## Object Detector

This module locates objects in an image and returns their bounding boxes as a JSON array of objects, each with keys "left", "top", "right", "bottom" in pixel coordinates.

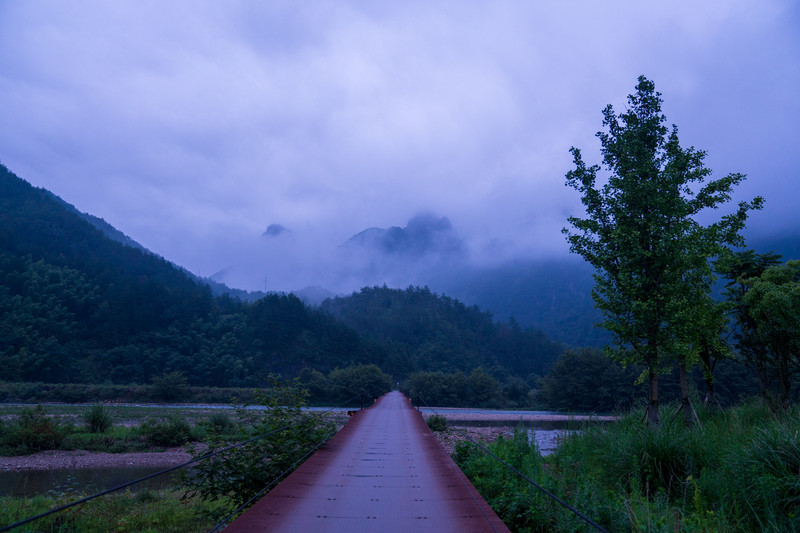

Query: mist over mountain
[
  {"left": 208, "top": 212, "right": 471, "bottom": 297},
  {"left": 1, "top": 163, "right": 567, "bottom": 397},
  {"left": 208, "top": 210, "right": 798, "bottom": 348},
  {"left": 262, "top": 224, "right": 292, "bottom": 239},
  {"left": 344, "top": 213, "right": 466, "bottom": 258}
]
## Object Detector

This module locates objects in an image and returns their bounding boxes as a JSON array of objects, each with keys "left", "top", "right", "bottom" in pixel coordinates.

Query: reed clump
[{"left": 455, "top": 400, "right": 800, "bottom": 531}]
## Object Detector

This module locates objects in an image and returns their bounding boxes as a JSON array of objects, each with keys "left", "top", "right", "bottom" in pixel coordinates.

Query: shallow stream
[{"left": 0, "top": 466, "right": 179, "bottom": 498}]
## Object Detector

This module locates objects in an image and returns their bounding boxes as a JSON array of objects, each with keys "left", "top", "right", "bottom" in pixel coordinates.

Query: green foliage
[
  {"left": 452, "top": 430, "right": 615, "bottom": 532},
  {"left": 60, "top": 427, "right": 148, "bottom": 454},
  {"left": 327, "top": 364, "right": 393, "bottom": 403},
  {"left": 297, "top": 367, "right": 330, "bottom": 403},
  {"left": 717, "top": 249, "right": 788, "bottom": 406},
  {"left": 321, "top": 285, "right": 563, "bottom": 381},
  {"left": 537, "top": 348, "right": 638, "bottom": 412},
  {"left": 0, "top": 405, "right": 67, "bottom": 454},
  {"left": 151, "top": 371, "right": 190, "bottom": 401},
  {"left": 742, "top": 260, "right": 800, "bottom": 408},
  {"left": 0, "top": 164, "right": 380, "bottom": 387},
  {"left": 206, "top": 412, "right": 236, "bottom": 435},
  {"left": 404, "top": 370, "right": 469, "bottom": 407},
  {"left": 456, "top": 401, "right": 800, "bottom": 531},
  {"left": 181, "top": 378, "right": 336, "bottom": 517},
  {"left": 0, "top": 490, "right": 221, "bottom": 532},
  {"left": 0, "top": 381, "right": 257, "bottom": 404},
  {"left": 140, "top": 416, "right": 193, "bottom": 447},
  {"left": 563, "top": 76, "right": 761, "bottom": 425},
  {"left": 425, "top": 414, "right": 448, "bottom": 432},
  {"left": 468, "top": 367, "right": 501, "bottom": 408},
  {"left": 84, "top": 403, "right": 113, "bottom": 433}
]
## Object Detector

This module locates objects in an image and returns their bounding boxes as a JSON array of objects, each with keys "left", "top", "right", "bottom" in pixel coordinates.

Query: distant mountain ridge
[
  {"left": 332, "top": 217, "right": 799, "bottom": 348},
  {"left": 0, "top": 163, "right": 378, "bottom": 385},
  {"left": 48, "top": 193, "right": 146, "bottom": 252},
  {"left": 344, "top": 213, "right": 467, "bottom": 259},
  {"left": 0, "top": 162, "right": 564, "bottom": 393}
]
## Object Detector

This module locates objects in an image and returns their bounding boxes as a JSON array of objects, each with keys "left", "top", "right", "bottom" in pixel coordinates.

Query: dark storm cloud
[{"left": 0, "top": 0, "right": 797, "bottom": 292}]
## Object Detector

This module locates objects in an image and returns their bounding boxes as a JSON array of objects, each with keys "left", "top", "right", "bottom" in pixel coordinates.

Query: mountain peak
[
  {"left": 262, "top": 224, "right": 291, "bottom": 238},
  {"left": 344, "top": 214, "right": 466, "bottom": 258}
]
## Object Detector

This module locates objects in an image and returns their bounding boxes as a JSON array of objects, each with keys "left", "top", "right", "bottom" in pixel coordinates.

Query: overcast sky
[{"left": 1, "top": 1, "right": 798, "bottom": 292}]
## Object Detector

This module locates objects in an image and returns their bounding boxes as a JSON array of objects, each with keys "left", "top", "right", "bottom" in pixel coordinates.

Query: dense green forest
[
  {"left": 320, "top": 285, "right": 562, "bottom": 380},
  {"left": 0, "top": 164, "right": 373, "bottom": 387},
  {"left": 0, "top": 164, "right": 561, "bottom": 402}
]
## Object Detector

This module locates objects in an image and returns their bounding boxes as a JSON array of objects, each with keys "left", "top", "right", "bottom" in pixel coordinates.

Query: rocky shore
[{"left": 0, "top": 448, "right": 193, "bottom": 472}]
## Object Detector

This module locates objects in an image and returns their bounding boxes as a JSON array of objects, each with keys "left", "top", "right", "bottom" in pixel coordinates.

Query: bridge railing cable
[
  {"left": 0, "top": 393, "right": 362, "bottom": 533},
  {"left": 207, "top": 425, "right": 337, "bottom": 532},
  {"left": 418, "top": 396, "right": 610, "bottom": 533}
]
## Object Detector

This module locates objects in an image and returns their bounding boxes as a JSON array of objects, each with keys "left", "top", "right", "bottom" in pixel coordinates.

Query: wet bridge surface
[{"left": 225, "top": 391, "right": 509, "bottom": 532}]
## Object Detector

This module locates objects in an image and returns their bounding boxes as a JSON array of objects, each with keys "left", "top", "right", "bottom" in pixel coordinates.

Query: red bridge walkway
[{"left": 225, "top": 391, "right": 510, "bottom": 532}]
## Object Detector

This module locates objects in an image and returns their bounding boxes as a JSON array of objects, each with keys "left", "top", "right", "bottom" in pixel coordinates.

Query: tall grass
[
  {"left": 0, "top": 490, "right": 224, "bottom": 532},
  {"left": 455, "top": 400, "right": 800, "bottom": 531}
]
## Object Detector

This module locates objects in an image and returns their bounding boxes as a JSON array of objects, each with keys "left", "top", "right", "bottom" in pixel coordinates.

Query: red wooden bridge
[{"left": 224, "top": 391, "right": 509, "bottom": 532}]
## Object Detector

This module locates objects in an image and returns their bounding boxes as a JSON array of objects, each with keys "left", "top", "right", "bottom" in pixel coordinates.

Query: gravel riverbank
[
  {"left": 0, "top": 410, "right": 603, "bottom": 472},
  {"left": 0, "top": 448, "right": 193, "bottom": 472}
]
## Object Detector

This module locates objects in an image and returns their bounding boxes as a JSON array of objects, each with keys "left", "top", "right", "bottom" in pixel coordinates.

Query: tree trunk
[
  {"left": 699, "top": 348, "right": 718, "bottom": 409},
  {"left": 779, "top": 354, "right": 792, "bottom": 411},
  {"left": 703, "top": 380, "right": 717, "bottom": 408},
  {"left": 646, "top": 367, "right": 660, "bottom": 427},
  {"left": 679, "top": 360, "right": 694, "bottom": 428}
]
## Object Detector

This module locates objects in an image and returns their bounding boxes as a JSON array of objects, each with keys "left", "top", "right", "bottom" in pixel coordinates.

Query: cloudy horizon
[{"left": 1, "top": 1, "right": 798, "bottom": 292}]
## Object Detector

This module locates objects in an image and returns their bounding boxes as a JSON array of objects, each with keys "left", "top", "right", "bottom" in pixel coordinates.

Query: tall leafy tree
[
  {"left": 741, "top": 260, "right": 800, "bottom": 409},
  {"left": 563, "top": 76, "right": 761, "bottom": 426},
  {"left": 716, "top": 249, "right": 783, "bottom": 402}
]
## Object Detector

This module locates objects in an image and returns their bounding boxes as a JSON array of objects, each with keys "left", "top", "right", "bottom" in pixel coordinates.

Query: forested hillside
[
  {"left": 0, "top": 164, "right": 376, "bottom": 386},
  {"left": 0, "top": 164, "right": 564, "bottom": 402},
  {"left": 320, "top": 286, "right": 563, "bottom": 381}
]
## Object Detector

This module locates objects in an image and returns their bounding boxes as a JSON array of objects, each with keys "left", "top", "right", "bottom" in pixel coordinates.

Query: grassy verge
[
  {"left": 0, "top": 489, "right": 226, "bottom": 532},
  {"left": 454, "top": 400, "right": 800, "bottom": 532}
]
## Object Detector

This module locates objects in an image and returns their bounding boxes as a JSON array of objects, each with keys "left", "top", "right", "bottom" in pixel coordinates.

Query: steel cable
[
  {"left": 418, "top": 396, "right": 610, "bottom": 533},
  {"left": 207, "top": 426, "right": 337, "bottom": 532}
]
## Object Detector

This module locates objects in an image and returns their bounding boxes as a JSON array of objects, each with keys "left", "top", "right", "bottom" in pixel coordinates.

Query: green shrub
[
  {"left": 182, "top": 377, "right": 336, "bottom": 518},
  {"left": 5, "top": 405, "right": 67, "bottom": 453},
  {"left": 151, "top": 371, "right": 189, "bottom": 401},
  {"left": 61, "top": 433, "right": 114, "bottom": 452},
  {"left": 426, "top": 414, "right": 448, "bottom": 432},
  {"left": 84, "top": 404, "right": 113, "bottom": 433},
  {"left": 140, "top": 415, "right": 192, "bottom": 447},
  {"left": 207, "top": 412, "right": 236, "bottom": 434}
]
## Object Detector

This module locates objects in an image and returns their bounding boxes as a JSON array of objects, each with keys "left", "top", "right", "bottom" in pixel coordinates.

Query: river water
[{"left": 0, "top": 466, "right": 179, "bottom": 498}]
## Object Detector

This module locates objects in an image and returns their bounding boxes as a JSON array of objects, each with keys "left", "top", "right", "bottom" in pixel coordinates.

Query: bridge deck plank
[{"left": 224, "top": 391, "right": 509, "bottom": 532}]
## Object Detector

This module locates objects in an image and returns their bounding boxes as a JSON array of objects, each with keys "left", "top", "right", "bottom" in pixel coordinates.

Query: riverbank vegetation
[
  {"left": 0, "top": 403, "right": 234, "bottom": 456},
  {"left": 455, "top": 399, "right": 800, "bottom": 531},
  {"left": 0, "top": 381, "right": 341, "bottom": 531},
  {"left": 0, "top": 490, "right": 223, "bottom": 533},
  {"left": 0, "top": 390, "right": 348, "bottom": 457}
]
